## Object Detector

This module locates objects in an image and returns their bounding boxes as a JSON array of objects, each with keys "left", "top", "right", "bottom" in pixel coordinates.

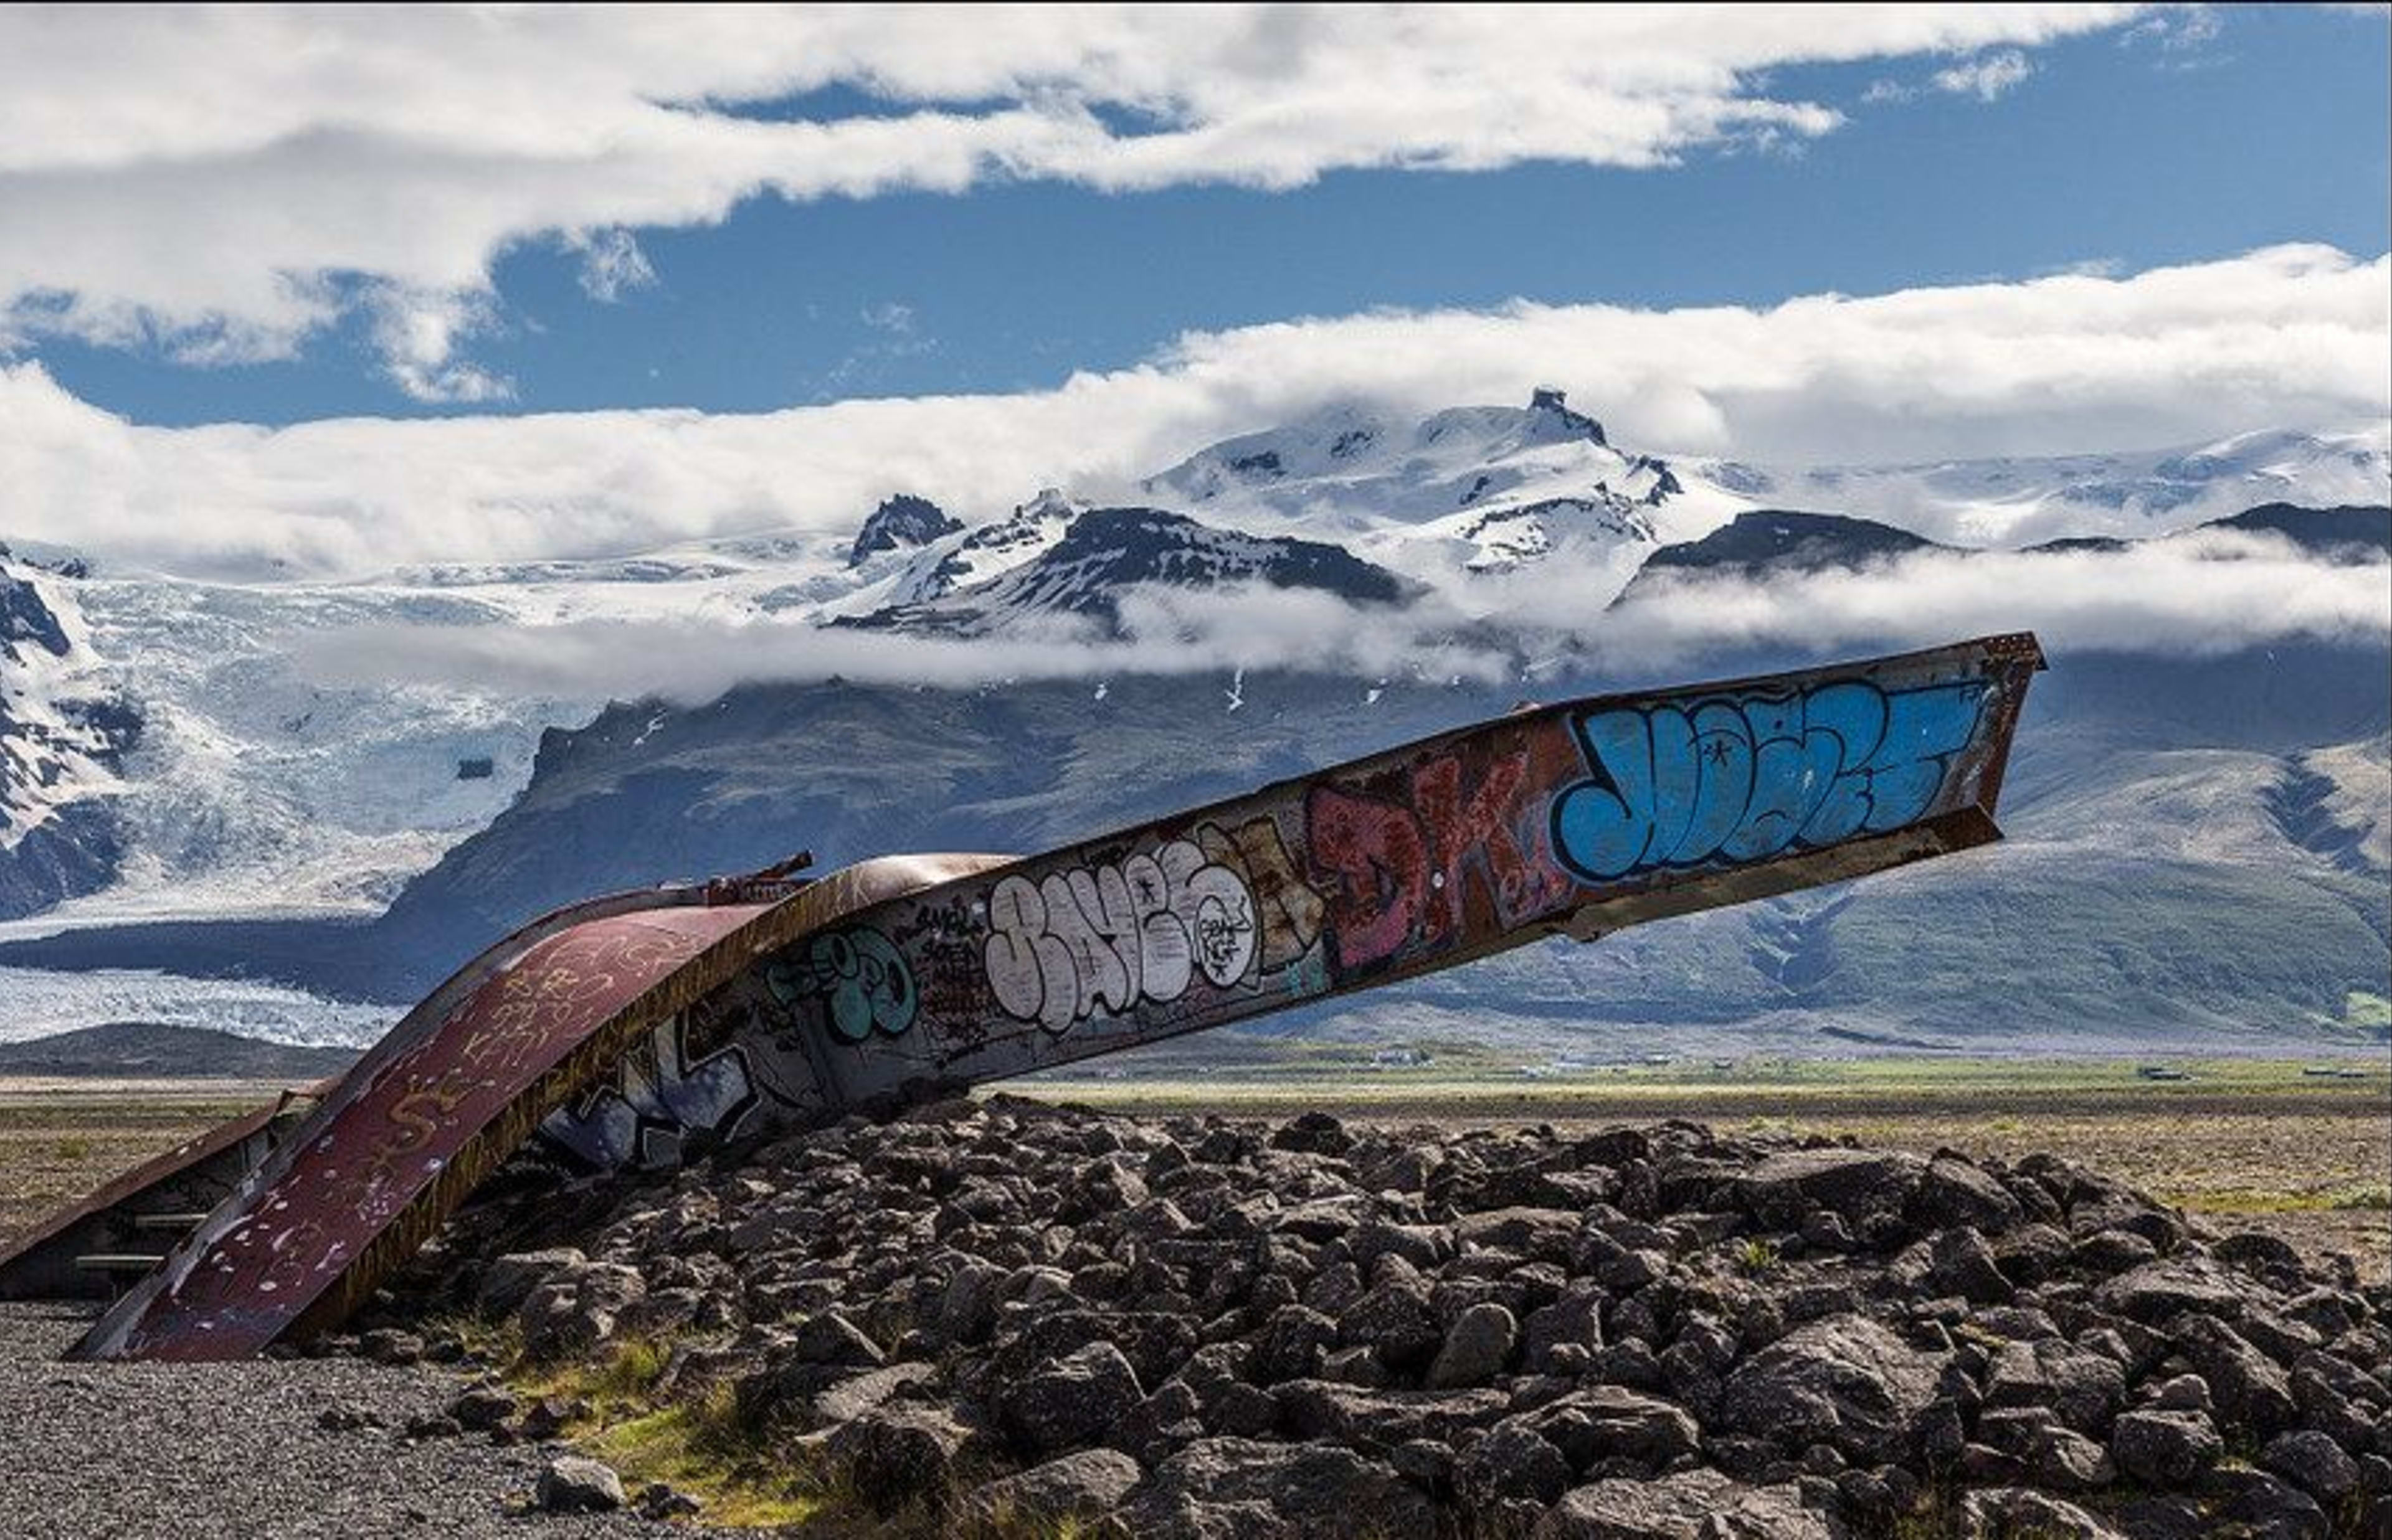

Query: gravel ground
[{"left": 0, "top": 1304, "right": 721, "bottom": 1540}]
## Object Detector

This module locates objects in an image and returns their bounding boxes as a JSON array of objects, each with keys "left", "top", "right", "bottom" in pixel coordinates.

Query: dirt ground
[
  {"left": 1, "top": 1072, "right": 2385, "bottom": 1282},
  {"left": 0, "top": 1079, "right": 276, "bottom": 1249}
]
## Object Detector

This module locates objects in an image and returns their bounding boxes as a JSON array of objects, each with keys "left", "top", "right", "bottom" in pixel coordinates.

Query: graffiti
[
  {"left": 1549, "top": 680, "right": 1985, "bottom": 882},
  {"left": 766, "top": 927, "right": 918, "bottom": 1041},
  {"left": 539, "top": 1008, "right": 759, "bottom": 1171},
  {"left": 62, "top": 639, "right": 2037, "bottom": 1363},
  {"left": 1306, "top": 735, "right": 1575, "bottom": 973},
  {"left": 1196, "top": 816, "right": 1324, "bottom": 971},
  {"left": 985, "top": 836, "right": 1260, "bottom": 1033}
]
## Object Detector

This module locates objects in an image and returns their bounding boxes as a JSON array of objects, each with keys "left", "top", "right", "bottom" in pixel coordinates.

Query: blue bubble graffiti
[
  {"left": 1549, "top": 679, "right": 1985, "bottom": 882},
  {"left": 766, "top": 927, "right": 919, "bottom": 1041}
]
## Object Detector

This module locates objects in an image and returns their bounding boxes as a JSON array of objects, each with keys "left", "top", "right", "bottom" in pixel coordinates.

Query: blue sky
[{"left": 11, "top": 4, "right": 2387, "bottom": 428}]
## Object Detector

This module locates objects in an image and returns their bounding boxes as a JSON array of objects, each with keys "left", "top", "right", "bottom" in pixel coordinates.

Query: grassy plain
[{"left": 0, "top": 1058, "right": 2383, "bottom": 1279}]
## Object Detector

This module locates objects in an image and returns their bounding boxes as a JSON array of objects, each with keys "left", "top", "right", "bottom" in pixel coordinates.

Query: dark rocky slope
[{"left": 360, "top": 1105, "right": 2392, "bottom": 1537}]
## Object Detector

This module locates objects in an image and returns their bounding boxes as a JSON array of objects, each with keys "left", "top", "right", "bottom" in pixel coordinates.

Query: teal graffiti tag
[{"left": 767, "top": 928, "right": 918, "bottom": 1042}]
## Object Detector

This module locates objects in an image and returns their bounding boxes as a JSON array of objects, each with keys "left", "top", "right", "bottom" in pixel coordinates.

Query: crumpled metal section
[{"left": 60, "top": 633, "right": 2041, "bottom": 1361}]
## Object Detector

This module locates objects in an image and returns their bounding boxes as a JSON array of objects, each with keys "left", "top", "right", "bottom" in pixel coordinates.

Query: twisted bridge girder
[{"left": 37, "top": 633, "right": 2041, "bottom": 1361}]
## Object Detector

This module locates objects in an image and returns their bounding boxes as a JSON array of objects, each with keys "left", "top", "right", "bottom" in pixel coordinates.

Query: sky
[{"left": 0, "top": 2, "right": 2387, "bottom": 577}]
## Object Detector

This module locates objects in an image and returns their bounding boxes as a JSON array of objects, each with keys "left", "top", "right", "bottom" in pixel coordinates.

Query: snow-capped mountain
[
  {"left": 0, "top": 389, "right": 2383, "bottom": 964},
  {"left": 0, "top": 551, "right": 141, "bottom": 919},
  {"left": 846, "top": 493, "right": 962, "bottom": 566},
  {"left": 840, "top": 506, "right": 1414, "bottom": 636},
  {"left": 1141, "top": 387, "right": 1722, "bottom": 589},
  {"left": 0, "top": 566, "right": 584, "bottom": 934},
  {"left": 1708, "top": 422, "right": 2391, "bottom": 549}
]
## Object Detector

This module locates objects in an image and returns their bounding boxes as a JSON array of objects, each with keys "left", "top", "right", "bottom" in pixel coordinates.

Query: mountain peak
[
  {"left": 846, "top": 493, "right": 962, "bottom": 567},
  {"left": 1529, "top": 385, "right": 1606, "bottom": 446}
]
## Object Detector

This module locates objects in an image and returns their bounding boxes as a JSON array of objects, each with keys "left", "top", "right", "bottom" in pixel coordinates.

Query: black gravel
[{"left": 0, "top": 1304, "right": 703, "bottom": 1539}]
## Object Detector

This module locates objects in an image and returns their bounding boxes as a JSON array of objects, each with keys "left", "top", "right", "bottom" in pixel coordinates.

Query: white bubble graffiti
[{"left": 984, "top": 838, "right": 1258, "bottom": 1034}]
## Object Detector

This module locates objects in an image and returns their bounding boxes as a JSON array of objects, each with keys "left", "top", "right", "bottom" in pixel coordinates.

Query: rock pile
[{"left": 369, "top": 1098, "right": 2392, "bottom": 1538}]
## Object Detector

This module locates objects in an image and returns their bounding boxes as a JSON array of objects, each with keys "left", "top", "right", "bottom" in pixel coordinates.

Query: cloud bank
[
  {"left": 2, "top": 244, "right": 2383, "bottom": 579},
  {"left": 294, "top": 529, "right": 2390, "bottom": 706},
  {"left": 0, "top": 4, "right": 2151, "bottom": 391}
]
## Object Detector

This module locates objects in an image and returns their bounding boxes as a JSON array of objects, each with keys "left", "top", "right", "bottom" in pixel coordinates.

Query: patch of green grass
[
  {"left": 582, "top": 1389, "right": 824, "bottom": 1528},
  {"left": 498, "top": 1335, "right": 858, "bottom": 1529},
  {"left": 1734, "top": 1237, "right": 1780, "bottom": 1276},
  {"left": 420, "top": 1310, "right": 521, "bottom": 1365},
  {"left": 52, "top": 1136, "right": 90, "bottom": 1161}
]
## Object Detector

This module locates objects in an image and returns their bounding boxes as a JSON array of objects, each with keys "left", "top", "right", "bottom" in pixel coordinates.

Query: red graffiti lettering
[
  {"left": 1410, "top": 751, "right": 1567, "bottom": 934},
  {"left": 1305, "top": 785, "right": 1429, "bottom": 971}
]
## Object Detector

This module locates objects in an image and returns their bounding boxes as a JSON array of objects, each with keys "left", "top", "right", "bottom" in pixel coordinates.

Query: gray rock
[
  {"left": 1523, "top": 1284, "right": 1606, "bottom": 1374},
  {"left": 2110, "top": 1408, "right": 2223, "bottom": 1486},
  {"left": 1426, "top": 1301, "right": 1517, "bottom": 1389},
  {"left": 2204, "top": 1466, "right": 2330, "bottom": 1540},
  {"left": 517, "top": 1262, "right": 644, "bottom": 1361},
  {"left": 827, "top": 1407, "right": 973, "bottom": 1514},
  {"left": 1736, "top": 1148, "right": 1923, "bottom": 1229},
  {"left": 1914, "top": 1155, "right": 2025, "bottom": 1235},
  {"left": 1516, "top": 1386, "right": 1702, "bottom": 1473},
  {"left": 809, "top": 1362, "right": 938, "bottom": 1427},
  {"left": 1534, "top": 1470, "right": 1833, "bottom": 1539},
  {"left": 790, "top": 1309, "right": 884, "bottom": 1368},
  {"left": 2093, "top": 1257, "right": 2248, "bottom": 1323},
  {"left": 535, "top": 1455, "right": 625, "bottom": 1514},
  {"left": 1719, "top": 1313, "right": 1944, "bottom": 1462},
  {"left": 1274, "top": 1382, "right": 1508, "bottom": 1446},
  {"left": 1250, "top": 1304, "right": 1340, "bottom": 1386},
  {"left": 1340, "top": 1278, "right": 1442, "bottom": 1370},
  {"left": 1004, "top": 1341, "right": 1145, "bottom": 1458},
  {"left": 2073, "top": 1229, "right": 2162, "bottom": 1273},
  {"left": 1456, "top": 1421, "right": 1573, "bottom": 1506},
  {"left": 962, "top": 1448, "right": 1142, "bottom": 1531},
  {"left": 941, "top": 1258, "right": 1007, "bottom": 1344},
  {"left": 2261, "top": 1428, "right": 2361, "bottom": 1502},
  {"left": 2028, "top": 1425, "right": 2117, "bottom": 1491},
  {"left": 1982, "top": 1338, "right": 2126, "bottom": 1430},
  {"left": 1453, "top": 1208, "right": 1580, "bottom": 1265},
  {"left": 1956, "top": 1486, "right": 2124, "bottom": 1538},
  {"left": 477, "top": 1248, "right": 586, "bottom": 1316},
  {"left": 444, "top": 1385, "right": 516, "bottom": 1432},
  {"left": 1114, "top": 1437, "right": 1436, "bottom": 1539},
  {"left": 2178, "top": 1314, "right": 2297, "bottom": 1436},
  {"left": 1929, "top": 1226, "right": 2013, "bottom": 1304}
]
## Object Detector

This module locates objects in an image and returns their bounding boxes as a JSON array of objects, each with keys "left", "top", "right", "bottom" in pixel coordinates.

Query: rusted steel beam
[
  {"left": 0, "top": 1087, "right": 317, "bottom": 1300},
  {"left": 69, "top": 634, "right": 2041, "bottom": 1361}
]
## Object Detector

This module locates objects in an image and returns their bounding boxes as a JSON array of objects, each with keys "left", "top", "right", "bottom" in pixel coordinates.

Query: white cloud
[
  {"left": 1931, "top": 49, "right": 2034, "bottom": 99},
  {"left": 366, "top": 285, "right": 514, "bottom": 404},
  {"left": 0, "top": 4, "right": 2147, "bottom": 384},
  {"left": 573, "top": 229, "right": 657, "bottom": 305},
  {"left": 1, "top": 244, "right": 2381, "bottom": 579},
  {"left": 290, "top": 533, "right": 2389, "bottom": 704},
  {"left": 1578, "top": 531, "right": 2391, "bottom": 669}
]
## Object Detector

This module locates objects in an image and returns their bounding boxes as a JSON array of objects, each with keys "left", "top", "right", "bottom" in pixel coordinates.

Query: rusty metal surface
[
  {"left": 534, "top": 635, "right": 2042, "bottom": 1166},
  {"left": 0, "top": 1088, "right": 317, "bottom": 1300},
  {"left": 73, "top": 855, "right": 1010, "bottom": 1362},
  {"left": 70, "top": 635, "right": 2039, "bottom": 1360},
  {"left": 758, "top": 633, "right": 2044, "bottom": 1106}
]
